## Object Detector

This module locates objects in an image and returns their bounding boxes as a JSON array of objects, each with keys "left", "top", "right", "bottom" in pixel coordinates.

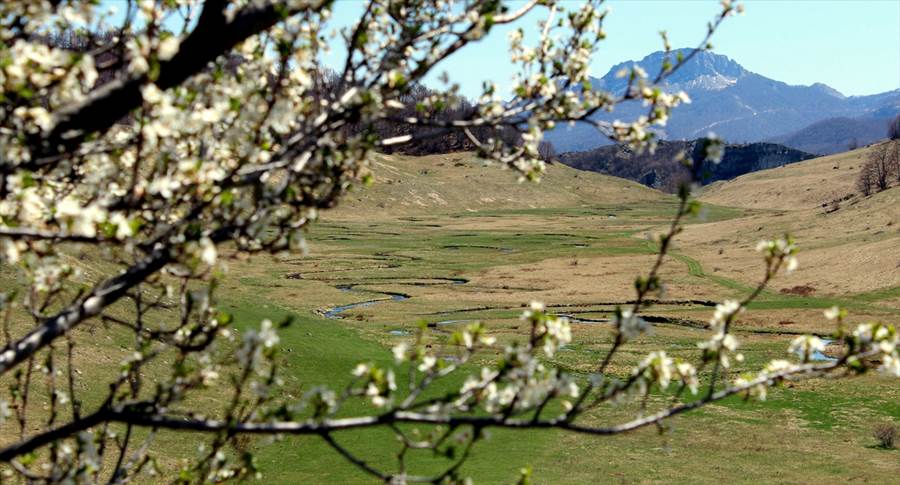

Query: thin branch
[
  {"left": 0, "top": 354, "right": 855, "bottom": 464},
  {"left": 0, "top": 227, "right": 106, "bottom": 244},
  {"left": 319, "top": 432, "right": 390, "bottom": 482},
  {"left": 28, "top": 1, "right": 308, "bottom": 166},
  {"left": 0, "top": 246, "right": 171, "bottom": 375}
]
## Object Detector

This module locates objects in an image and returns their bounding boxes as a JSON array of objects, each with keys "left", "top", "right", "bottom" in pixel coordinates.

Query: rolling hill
[
  {"left": 330, "top": 147, "right": 900, "bottom": 297},
  {"left": 334, "top": 152, "right": 666, "bottom": 215},
  {"left": 687, "top": 142, "right": 900, "bottom": 295}
]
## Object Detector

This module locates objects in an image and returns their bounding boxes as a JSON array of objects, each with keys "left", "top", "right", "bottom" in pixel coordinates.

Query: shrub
[{"left": 873, "top": 423, "right": 897, "bottom": 449}]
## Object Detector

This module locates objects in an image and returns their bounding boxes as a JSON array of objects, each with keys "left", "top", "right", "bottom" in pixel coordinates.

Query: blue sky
[
  {"left": 102, "top": 0, "right": 899, "bottom": 97},
  {"left": 321, "top": 0, "right": 900, "bottom": 98}
]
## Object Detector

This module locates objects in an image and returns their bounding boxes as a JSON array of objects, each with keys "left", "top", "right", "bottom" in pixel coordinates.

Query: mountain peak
[
  {"left": 639, "top": 48, "right": 733, "bottom": 65},
  {"left": 549, "top": 49, "right": 900, "bottom": 153},
  {"left": 595, "top": 48, "right": 747, "bottom": 93},
  {"left": 809, "top": 82, "right": 846, "bottom": 99}
]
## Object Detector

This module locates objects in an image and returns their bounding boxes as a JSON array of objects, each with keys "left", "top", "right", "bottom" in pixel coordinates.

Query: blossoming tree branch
[{"left": 0, "top": 0, "right": 896, "bottom": 482}]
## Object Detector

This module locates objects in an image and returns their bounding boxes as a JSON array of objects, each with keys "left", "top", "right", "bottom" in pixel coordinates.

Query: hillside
[
  {"left": 327, "top": 147, "right": 900, "bottom": 298},
  {"left": 558, "top": 140, "right": 814, "bottom": 192},
  {"left": 545, "top": 49, "right": 900, "bottom": 152},
  {"left": 698, "top": 146, "right": 870, "bottom": 210},
  {"left": 331, "top": 149, "right": 899, "bottom": 296},
  {"left": 333, "top": 152, "right": 666, "bottom": 216},
  {"left": 686, "top": 143, "right": 900, "bottom": 295}
]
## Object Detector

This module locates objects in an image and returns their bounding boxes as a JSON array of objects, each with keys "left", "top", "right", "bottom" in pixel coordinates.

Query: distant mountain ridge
[
  {"left": 545, "top": 48, "right": 900, "bottom": 152},
  {"left": 558, "top": 140, "right": 815, "bottom": 192},
  {"left": 767, "top": 115, "right": 894, "bottom": 155}
]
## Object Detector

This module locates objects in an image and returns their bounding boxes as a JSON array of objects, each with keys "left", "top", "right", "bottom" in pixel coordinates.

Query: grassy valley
[
  {"left": 215, "top": 147, "right": 899, "bottom": 482},
  {"left": 3, "top": 3, "right": 898, "bottom": 483},
  {"left": 2, "top": 147, "right": 898, "bottom": 483}
]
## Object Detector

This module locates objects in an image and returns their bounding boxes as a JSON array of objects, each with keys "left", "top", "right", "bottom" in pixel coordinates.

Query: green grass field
[
  {"left": 202, "top": 181, "right": 899, "bottom": 482},
  {"left": 1, "top": 152, "right": 897, "bottom": 483}
]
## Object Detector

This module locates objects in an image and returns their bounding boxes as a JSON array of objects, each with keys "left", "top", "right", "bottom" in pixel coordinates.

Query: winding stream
[
  {"left": 811, "top": 338, "right": 838, "bottom": 362},
  {"left": 321, "top": 284, "right": 410, "bottom": 319},
  {"left": 316, "top": 278, "right": 837, "bottom": 350},
  {"left": 318, "top": 277, "right": 467, "bottom": 321}
]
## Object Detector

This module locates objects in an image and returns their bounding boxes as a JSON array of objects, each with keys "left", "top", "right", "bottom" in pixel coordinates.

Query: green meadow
[{"left": 2, "top": 153, "right": 897, "bottom": 482}]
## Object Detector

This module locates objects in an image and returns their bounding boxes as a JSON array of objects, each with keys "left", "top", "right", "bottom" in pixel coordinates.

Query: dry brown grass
[
  {"left": 331, "top": 152, "right": 665, "bottom": 218},
  {"left": 699, "top": 147, "right": 870, "bottom": 211},
  {"left": 686, "top": 144, "right": 900, "bottom": 296}
]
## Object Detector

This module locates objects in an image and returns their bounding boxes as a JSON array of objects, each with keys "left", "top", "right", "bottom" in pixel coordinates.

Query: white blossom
[
  {"left": 0, "top": 399, "right": 10, "bottom": 422},
  {"left": 157, "top": 36, "right": 181, "bottom": 60},
  {"left": 418, "top": 355, "right": 437, "bottom": 373},
  {"left": 199, "top": 237, "right": 217, "bottom": 266},
  {"left": 788, "top": 335, "right": 826, "bottom": 361},
  {"left": 391, "top": 343, "right": 408, "bottom": 363},
  {"left": 615, "top": 309, "right": 651, "bottom": 341}
]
